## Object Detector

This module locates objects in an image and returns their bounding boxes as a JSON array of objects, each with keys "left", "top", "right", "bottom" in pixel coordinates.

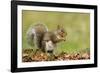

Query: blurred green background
[{"left": 22, "top": 10, "right": 90, "bottom": 54}]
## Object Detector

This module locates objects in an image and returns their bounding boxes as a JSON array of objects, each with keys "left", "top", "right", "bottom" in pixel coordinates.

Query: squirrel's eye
[{"left": 61, "top": 29, "right": 64, "bottom": 33}]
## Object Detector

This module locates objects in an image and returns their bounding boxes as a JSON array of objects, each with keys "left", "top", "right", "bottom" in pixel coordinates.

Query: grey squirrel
[{"left": 27, "top": 23, "right": 67, "bottom": 54}]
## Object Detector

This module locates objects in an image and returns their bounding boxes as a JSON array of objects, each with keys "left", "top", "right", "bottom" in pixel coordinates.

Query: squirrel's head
[{"left": 56, "top": 25, "right": 67, "bottom": 41}]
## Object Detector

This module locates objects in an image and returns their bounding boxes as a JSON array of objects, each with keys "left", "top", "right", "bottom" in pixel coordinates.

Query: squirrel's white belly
[{"left": 45, "top": 41, "right": 54, "bottom": 51}]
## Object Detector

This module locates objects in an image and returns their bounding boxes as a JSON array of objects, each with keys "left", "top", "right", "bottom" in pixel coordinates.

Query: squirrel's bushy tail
[
  {"left": 26, "top": 27, "right": 35, "bottom": 47},
  {"left": 26, "top": 23, "right": 48, "bottom": 48}
]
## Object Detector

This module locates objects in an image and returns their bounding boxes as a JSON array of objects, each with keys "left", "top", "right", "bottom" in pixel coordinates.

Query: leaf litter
[{"left": 22, "top": 49, "right": 90, "bottom": 62}]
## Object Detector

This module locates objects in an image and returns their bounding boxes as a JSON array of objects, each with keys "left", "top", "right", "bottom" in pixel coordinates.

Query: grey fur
[
  {"left": 26, "top": 23, "right": 48, "bottom": 49},
  {"left": 26, "top": 23, "right": 67, "bottom": 53}
]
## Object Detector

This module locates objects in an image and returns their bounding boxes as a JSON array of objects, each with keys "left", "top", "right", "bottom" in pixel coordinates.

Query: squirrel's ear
[
  {"left": 57, "top": 25, "right": 60, "bottom": 29},
  {"left": 57, "top": 24, "right": 63, "bottom": 29}
]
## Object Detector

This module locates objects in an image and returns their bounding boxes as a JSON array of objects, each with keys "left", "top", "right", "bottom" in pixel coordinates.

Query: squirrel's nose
[
  {"left": 64, "top": 39, "right": 66, "bottom": 41},
  {"left": 63, "top": 38, "right": 66, "bottom": 41}
]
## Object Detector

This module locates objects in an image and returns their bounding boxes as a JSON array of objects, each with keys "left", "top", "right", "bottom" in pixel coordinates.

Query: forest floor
[{"left": 22, "top": 49, "right": 90, "bottom": 62}]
